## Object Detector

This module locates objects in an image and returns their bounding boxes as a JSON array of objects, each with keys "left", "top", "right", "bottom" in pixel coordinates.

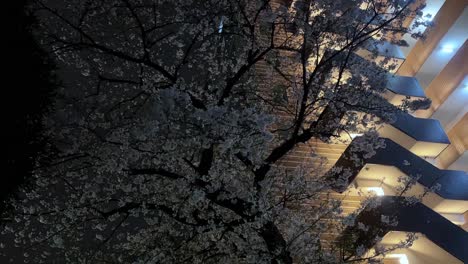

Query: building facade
[{"left": 268, "top": 0, "right": 468, "bottom": 263}]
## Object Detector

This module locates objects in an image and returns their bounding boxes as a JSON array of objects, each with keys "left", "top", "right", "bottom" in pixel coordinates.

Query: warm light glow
[
  {"left": 440, "top": 213, "right": 466, "bottom": 226},
  {"left": 349, "top": 133, "right": 363, "bottom": 139},
  {"left": 367, "top": 187, "right": 385, "bottom": 196},
  {"left": 358, "top": 2, "right": 370, "bottom": 10},
  {"left": 440, "top": 44, "right": 455, "bottom": 53},
  {"left": 388, "top": 254, "right": 409, "bottom": 264}
]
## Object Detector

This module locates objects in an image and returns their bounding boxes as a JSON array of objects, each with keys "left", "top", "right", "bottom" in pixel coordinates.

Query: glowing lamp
[
  {"left": 388, "top": 254, "right": 409, "bottom": 264},
  {"left": 349, "top": 133, "right": 363, "bottom": 139},
  {"left": 441, "top": 44, "right": 455, "bottom": 53},
  {"left": 367, "top": 187, "right": 385, "bottom": 196}
]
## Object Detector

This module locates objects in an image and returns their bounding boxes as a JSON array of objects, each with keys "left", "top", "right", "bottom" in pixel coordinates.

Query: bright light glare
[
  {"left": 441, "top": 44, "right": 455, "bottom": 53},
  {"left": 367, "top": 187, "right": 384, "bottom": 196},
  {"left": 218, "top": 17, "right": 224, "bottom": 33},
  {"left": 350, "top": 133, "right": 363, "bottom": 139},
  {"left": 388, "top": 254, "right": 409, "bottom": 264}
]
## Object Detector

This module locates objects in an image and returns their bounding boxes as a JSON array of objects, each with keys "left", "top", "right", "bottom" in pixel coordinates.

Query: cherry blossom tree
[{"left": 1, "top": 0, "right": 430, "bottom": 263}]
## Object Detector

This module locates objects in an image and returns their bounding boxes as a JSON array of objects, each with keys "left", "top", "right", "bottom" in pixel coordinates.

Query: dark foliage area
[{"left": 2, "top": 0, "right": 57, "bottom": 216}]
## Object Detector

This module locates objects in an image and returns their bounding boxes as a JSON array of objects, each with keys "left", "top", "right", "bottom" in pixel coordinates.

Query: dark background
[{"left": 2, "top": 0, "right": 57, "bottom": 217}]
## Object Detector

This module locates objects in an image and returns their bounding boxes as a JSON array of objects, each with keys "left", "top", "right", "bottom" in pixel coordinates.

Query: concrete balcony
[
  {"left": 337, "top": 52, "right": 428, "bottom": 108},
  {"left": 341, "top": 111, "right": 450, "bottom": 158},
  {"left": 383, "top": 73, "right": 426, "bottom": 106},
  {"left": 339, "top": 196, "right": 467, "bottom": 263},
  {"left": 378, "top": 113, "right": 451, "bottom": 157},
  {"left": 355, "top": 40, "right": 406, "bottom": 73},
  {"left": 328, "top": 137, "right": 468, "bottom": 199},
  {"left": 380, "top": 231, "right": 464, "bottom": 264},
  {"left": 328, "top": 137, "right": 468, "bottom": 226}
]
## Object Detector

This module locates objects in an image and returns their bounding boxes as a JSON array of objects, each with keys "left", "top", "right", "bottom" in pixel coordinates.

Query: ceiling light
[
  {"left": 441, "top": 44, "right": 455, "bottom": 53},
  {"left": 388, "top": 254, "right": 409, "bottom": 264},
  {"left": 367, "top": 187, "right": 384, "bottom": 196}
]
